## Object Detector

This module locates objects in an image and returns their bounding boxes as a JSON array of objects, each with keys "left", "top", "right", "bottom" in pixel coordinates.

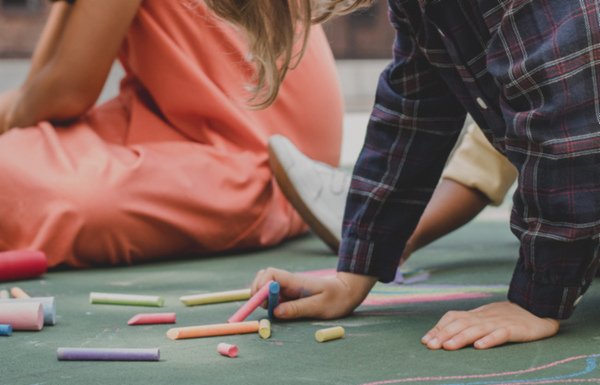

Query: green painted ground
[{"left": 1, "top": 221, "right": 599, "bottom": 385}]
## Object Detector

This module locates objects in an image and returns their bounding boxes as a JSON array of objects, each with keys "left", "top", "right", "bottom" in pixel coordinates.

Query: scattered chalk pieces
[
  {"left": 227, "top": 280, "right": 273, "bottom": 323},
  {"left": 0, "top": 250, "right": 47, "bottom": 282},
  {"left": 179, "top": 289, "right": 251, "bottom": 306},
  {"left": 57, "top": 348, "right": 160, "bottom": 361},
  {"left": 10, "top": 287, "right": 30, "bottom": 299},
  {"left": 259, "top": 319, "right": 271, "bottom": 339},
  {"left": 167, "top": 321, "right": 259, "bottom": 340},
  {"left": 90, "top": 292, "right": 163, "bottom": 307},
  {"left": 0, "top": 290, "right": 9, "bottom": 299},
  {"left": 128, "top": 312, "right": 176, "bottom": 325},
  {"left": 217, "top": 343, "right": 238, "bottom": 358},
  {"left": 0, "top": 324, "right": 12, "bottom": 336},
  {"left": 315, "top": 326, "right": 345, "bottom": 342},
  {"left": 267, "top": 282, "right": 280, "bottom": 319}
]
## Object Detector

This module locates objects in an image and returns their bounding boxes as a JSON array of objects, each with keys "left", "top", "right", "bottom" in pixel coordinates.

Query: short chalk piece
[
  {"left": 179, "top": 289, "right": 251, "bottom": 306},
  {"left": 90, "top": 292, "right": 163, "bottom": 307},
  {"left": 227, "top": 280, "right": 273, "bottom": 323},
  {"left": 0, "top": 324, "right": 12, "bottom": 336},
  {"left": 0, "top": 302, "right": 44, "bottom": 331},
  {"left": 0, "top": 250, "right": 47, "bottom": 282},
  {"left": 217, "top": 343, "right": 238, "bottom": 358},
  {"left": 315, "top": 326, "right": 345, "bottom": 342},
  {"left": 0, "top": 290, "right": 9, "bottom": 299},
  {"left": 128, "top": 312, "right": 176, "bottom": 325},
  {"left": 259, "top": 319, "right": 271, "bottom": 339},
  {"left": 167, "top": 321, "right": 259, "bottom": 340},
  {"left": 57, "top": 348, "right": 160, "bottom": 361},
  {"left": 267, "top": 282, "right": 280, "bottom": 319},
  {"left": 0, "top": 297, "right": 56, "bottom": 326},
  {"left": 11, "top": 287, "right": 30, "bottom": 299}
]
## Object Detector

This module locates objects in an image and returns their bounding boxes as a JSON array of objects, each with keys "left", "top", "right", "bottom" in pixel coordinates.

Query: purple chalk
[{"left": 56, "top": 348, "right": 160, "bottom": 361}]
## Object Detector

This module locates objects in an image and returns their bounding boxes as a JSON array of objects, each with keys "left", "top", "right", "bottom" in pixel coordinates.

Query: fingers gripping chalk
[
  {"left": 128, "top": 312, "right": 176, "bottom": 325},
  {"left": 315, "top": 326, "right": 345, "bottom": 342},
  {"left": 90, "top": 292, "right": 164, "bottom": 307},
  {"left": 217, "top": 343, "right": 238, "bottom": 358},
  {"left": 0, "top": 250, "right": 47, "bottom": 282},
  {"left": 11, "top": 287, "right": 30, "bottom": 299},
  {"left": 179, "top": 289, "right": 251, "bottom": 306},
  {"left": 166, "top": 321, "right": 259, "bottom": 340},
  {"left": 259, "top": 319, "right": 271, "bottom": 339},
  {"left": 0, "top": 290, "right": 9, "bottom": 299},
  {"left": 0, "top": 302, "right": 44, "bottom": 331},
  {"left": 0, "top": 324, "right": 12, "bottom": 336},
  {"left": 57, "top": 348, "right": 160, "bottom": 361},
  {"left": 267, "top": 282, "right": 280, "bottom": 319},
  {"left": 227, "top": 280, "right": 273, "bottom": 323},
  {"left": 0, "top": 297, "right": 56, "bottom": 326}
]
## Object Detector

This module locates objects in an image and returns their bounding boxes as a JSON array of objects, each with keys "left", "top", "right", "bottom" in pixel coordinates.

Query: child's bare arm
[
  {"left": 251, "top": 268, "right": 377, "bottom": 319},
  {"left": 421, "top": 301, "right": 560, "bottom": 350},
  {"left": 4, "top": 0, "right": 143, "bottom": 131}
]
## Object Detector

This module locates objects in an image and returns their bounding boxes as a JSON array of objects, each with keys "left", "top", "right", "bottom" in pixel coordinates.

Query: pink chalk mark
[
  {"left": 362, "top": 292, "right": 492, "bottom": 306},
  {"left": 499, "top": 380, "right": 600, "bottom": 384},
  {"left": 361, "top": 354, "right": 598, "bottom": 385}
]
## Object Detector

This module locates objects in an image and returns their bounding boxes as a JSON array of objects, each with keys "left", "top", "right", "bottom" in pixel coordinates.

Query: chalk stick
[
  {"left": 267, "top": 281, "right": 280, "bottom": 319},
  {"left": 0, "top": 324, "right": 12, "bottom": 336},
  {"left": 0, "top": 302, "right": 44, "bottom": 331},
  {"left": 0, "top": 250, "right": 47, "bottom": 282},
  {"left": 227, "top": 280, "right": 273, "bottom": 323},
  {"left": 315, "top": 326, "right": 345, "bottom": 342},
  {"left": 90, "top": 292, "right": 163, "bottom": 307},
  {"left": 0, "top": 297, "right": 56, "bottom": 325},
  {"left": 259, "top": 319, "right": 271, "bottom": 339},
  {"left": 128, "top": 312, "right": 176, "bottom": 325},
  {"left": 217, "top": 343, "right": 238, "bottom": 358},
  {"left": 179, "top": 289, "right": 251, "bottom": 306},
  {"left": 57, "top": 348, "right": 160, "bottom": 361},
  {"left": 166, "top": 321, "right": 259, "bottom": 340},
  {"left": 11, "top": 287, "right": 30, "bottom": 298},
  {"left": 0, "top": 290, "right": 9, "bottom": 299}
]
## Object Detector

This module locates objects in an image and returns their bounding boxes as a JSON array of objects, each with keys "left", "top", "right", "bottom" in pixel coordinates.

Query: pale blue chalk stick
[
  {"left": 267, "top": 281, "right": 280, "bottom": 319},
  {"left": 0, "top": 297, "right": 56, "bottom": 325},
  {"left": 0, "top": 324, "right": 12, "bottom": 336}
]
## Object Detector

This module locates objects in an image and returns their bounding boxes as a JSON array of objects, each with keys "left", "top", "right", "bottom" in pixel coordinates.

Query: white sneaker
[{"left": 268, "top": 135, "right": 351, "bottom": 253}]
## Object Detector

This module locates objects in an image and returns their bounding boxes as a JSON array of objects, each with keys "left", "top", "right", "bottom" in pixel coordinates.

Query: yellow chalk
[
  {"left": 315, "top": 326, "right": 344, "bottom": 342},
  {"left": 10, "top": 287, "right": 30, "bottom": 299},
  {"left": 259, "top": 319, "right": 271, "bottom": 339},
  {"left": 179, "top": 288, "right": 251, "bottom": 306}
]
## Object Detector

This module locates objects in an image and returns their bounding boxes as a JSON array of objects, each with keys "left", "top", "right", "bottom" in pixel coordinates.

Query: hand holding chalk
[{"left": 251, "top": 268, "right": 377, "bottom": 320}]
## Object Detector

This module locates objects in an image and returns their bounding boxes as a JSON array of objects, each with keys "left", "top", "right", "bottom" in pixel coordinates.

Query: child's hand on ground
[
  {"left": 421, "top": 301, "right": 560, "bottom": 350},
  {"left": 251, "top": 268, "right": 377, "bottom": 319}
]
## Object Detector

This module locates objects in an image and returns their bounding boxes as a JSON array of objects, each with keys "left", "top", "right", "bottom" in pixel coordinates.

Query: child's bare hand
[
  {"left": 251, "top": 268, "right": 377, "bottom": 320},
  {"left": 421, "top": 301, "right": 560, "bottom": 350}
]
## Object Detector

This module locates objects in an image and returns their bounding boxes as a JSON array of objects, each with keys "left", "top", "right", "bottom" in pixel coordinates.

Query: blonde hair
[{"left": 203, "top": 0, "right": 373, "bottom": 108}]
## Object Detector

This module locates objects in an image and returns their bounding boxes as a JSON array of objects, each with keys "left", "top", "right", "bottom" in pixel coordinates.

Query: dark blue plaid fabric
[{"left": 338, "top": 0, "right": 600, "bottom": 319}]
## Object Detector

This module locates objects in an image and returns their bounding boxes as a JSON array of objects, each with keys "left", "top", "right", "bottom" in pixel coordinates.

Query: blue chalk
[
  {"left": 0, "top": 324, "right": 12, "bottom": 336},
  {"left": 267, "top": 281, "right": 280, "bottom": 319}
]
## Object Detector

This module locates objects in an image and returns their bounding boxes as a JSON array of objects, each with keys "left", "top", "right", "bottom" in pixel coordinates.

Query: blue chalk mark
[
  {"left": 268, "top": 281, "right": 280, "bottom": 319},
  {"left": 440, "top": 354, "right": 599, "bottom": 385}
]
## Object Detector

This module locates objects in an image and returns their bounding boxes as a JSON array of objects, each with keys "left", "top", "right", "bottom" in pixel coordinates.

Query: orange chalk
[
  {"left": 217, "top": 343, "right": 238, "bottom": 358},
  {"left": 10, "top": 287, "right": 30, "bottom": 299},
  {"left": 166, "top": 321, "right": 259, "bottom": 340}
]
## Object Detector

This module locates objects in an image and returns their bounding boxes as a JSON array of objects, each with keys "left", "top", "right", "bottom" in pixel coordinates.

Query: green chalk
[{"left": 89, "top": 292, "right": 164, "bottom": 307}]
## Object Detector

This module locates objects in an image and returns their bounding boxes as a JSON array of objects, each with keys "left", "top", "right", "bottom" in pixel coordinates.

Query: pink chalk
[
  {"left": 127, "top": 312, "right": 176, "bottom": 325},
  {"left": 0, "top": 302, "right": 44, "bottom": 331},
  {"left": 0, "top": 251, "right": 47, "bottom": 282},
  {"left": 217, "top": 343, "right": 238, "bottom": 358},
  {"left": 227, "top": 280, "right": 273, "bottom": 323}
]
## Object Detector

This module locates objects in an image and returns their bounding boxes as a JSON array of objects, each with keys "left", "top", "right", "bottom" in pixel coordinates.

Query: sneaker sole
[{"left": 268, "top": 143, "right": 341, "bottom": 254}]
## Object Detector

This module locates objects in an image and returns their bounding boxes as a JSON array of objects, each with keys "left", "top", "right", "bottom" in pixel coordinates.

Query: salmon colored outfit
[{"left": 0, "top": 0, "right": 343, "bottom": 267}]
